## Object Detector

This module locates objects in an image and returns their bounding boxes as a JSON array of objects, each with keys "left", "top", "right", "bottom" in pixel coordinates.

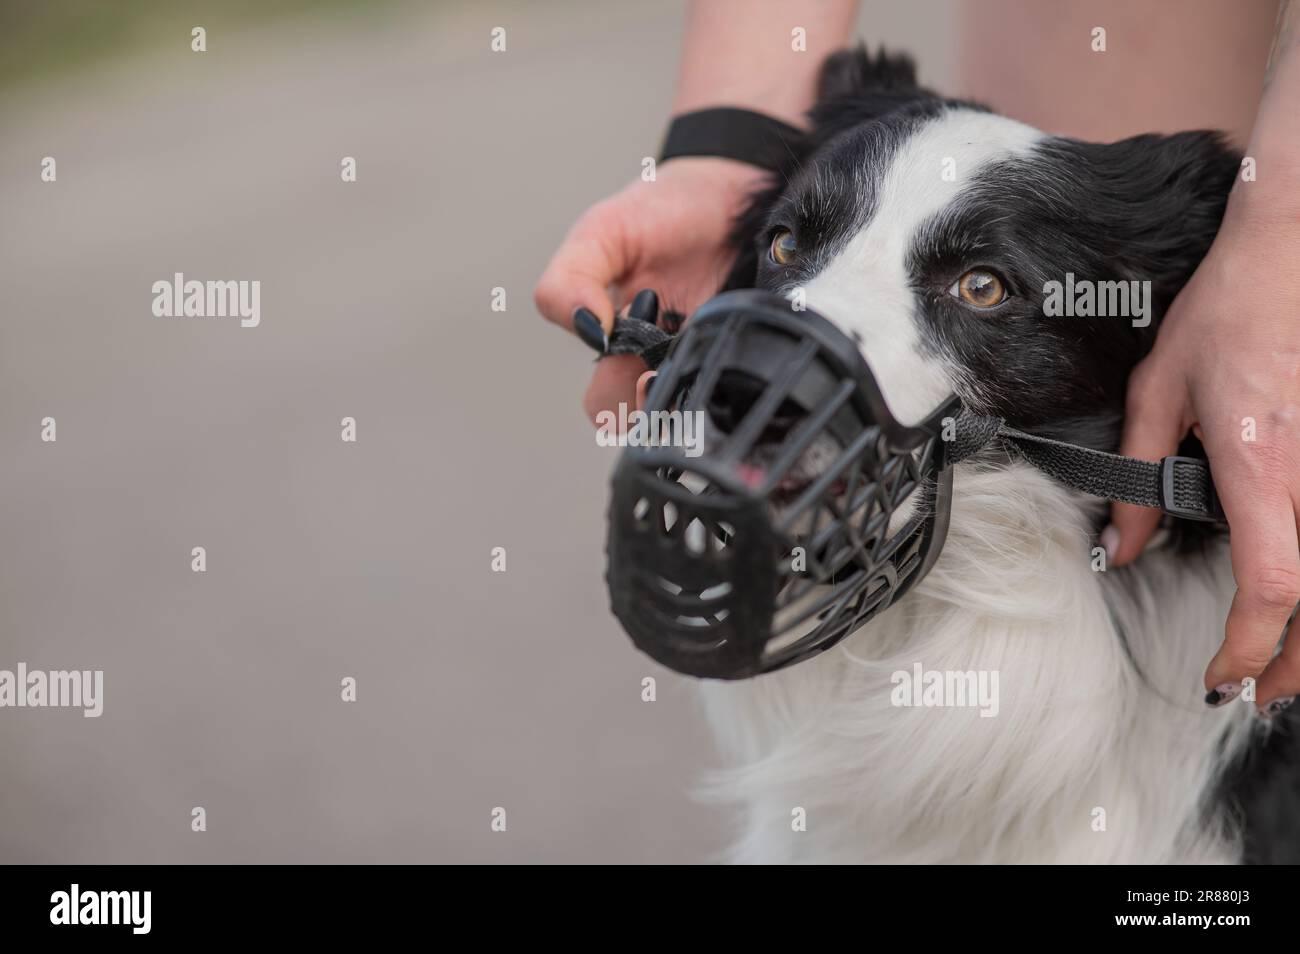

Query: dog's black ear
[
  {"left": 809, "top": 46, "right": 937, "bottom": 141},
  {"left": 1039, "top": 131, "right": 1242, "bottom": 318},
  {"left": 817, "top": 46, "right": 919, "bottom": 101}
]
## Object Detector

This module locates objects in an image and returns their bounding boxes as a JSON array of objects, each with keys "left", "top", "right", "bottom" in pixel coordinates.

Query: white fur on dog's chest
[{"left": 697, "top": 464, "right": 1252, "bottom": 864}]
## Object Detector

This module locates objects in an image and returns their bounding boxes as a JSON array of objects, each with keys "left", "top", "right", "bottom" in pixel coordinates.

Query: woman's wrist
[
  {"left": 1227, "top": 147, "right": 1300, "bottom": 233},
  {"left": 657, "top": 155, "right": 770, "bottom": 199},
  {"left": 1231, "top": 3, "right": 1300, "bottom": 228}
]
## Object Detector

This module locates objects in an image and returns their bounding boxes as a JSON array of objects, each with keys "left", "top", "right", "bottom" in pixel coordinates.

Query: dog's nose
[{"left": 707, "top": 370, "right": 800, "bottom": 441}]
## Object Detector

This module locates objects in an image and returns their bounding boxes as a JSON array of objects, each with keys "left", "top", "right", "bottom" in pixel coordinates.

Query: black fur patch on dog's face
[
  {"left": 909, "top": 133, "right": 1240, "bottom": 432},
  {"left": 728, "top": 49, "right": 1240, "bottom": 450}
]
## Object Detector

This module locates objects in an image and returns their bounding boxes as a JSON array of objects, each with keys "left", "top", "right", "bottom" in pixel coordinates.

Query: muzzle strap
[
  {"left": 606, "top": 316, "right": 673, "bottom": 369},
  {"left": 953, "top": 413, "right": 1224, "bottom": 523}
]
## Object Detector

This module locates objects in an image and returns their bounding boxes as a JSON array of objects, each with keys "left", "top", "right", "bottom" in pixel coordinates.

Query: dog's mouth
[
  {"left": 736, "top": 460, "right": 848, "bottom": 506},
  {"left": 698, "top": 373, "right": 849, "bottom": 511},
  {"left": 733, "top": 432, "right": 850, "bottom": 514},
  {"left": 729, "top": 424, "right": 924, "bottom": 549}
]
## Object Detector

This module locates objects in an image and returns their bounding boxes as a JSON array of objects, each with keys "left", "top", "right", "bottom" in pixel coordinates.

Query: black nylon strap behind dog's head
[{"left": 950, "top": 415, "right": 1223, "bottom": 522}]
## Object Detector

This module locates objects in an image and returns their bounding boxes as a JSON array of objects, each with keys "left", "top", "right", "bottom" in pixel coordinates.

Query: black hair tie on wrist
[{"left": 659, "top": 107, "right": 808, "bottom": 174}]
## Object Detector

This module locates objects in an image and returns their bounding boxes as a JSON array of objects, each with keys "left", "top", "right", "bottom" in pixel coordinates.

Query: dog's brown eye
[
  {"left": 770, "top": 229, "right": 797, "bottom": 265},
  {"left": 949, "top": 269, "right": 1006, "bottom": 308}
]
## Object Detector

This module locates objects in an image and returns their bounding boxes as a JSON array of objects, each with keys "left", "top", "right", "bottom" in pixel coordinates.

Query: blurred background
[{"left": 0, "top": 0, "right": 955, "bottom": 862}]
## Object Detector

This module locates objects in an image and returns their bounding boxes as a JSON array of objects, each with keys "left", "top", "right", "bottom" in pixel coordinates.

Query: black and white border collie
[{"left": 695, "top": 48, "right": 1299, "bottom": 864}]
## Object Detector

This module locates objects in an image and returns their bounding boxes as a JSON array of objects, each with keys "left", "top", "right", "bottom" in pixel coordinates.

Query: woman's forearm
[
  {"left": 671, "top": 0, "right": 859, "bottom": 128},
  {"left": 1240, "top": 0, "right": 1300, "bottom": 218}
]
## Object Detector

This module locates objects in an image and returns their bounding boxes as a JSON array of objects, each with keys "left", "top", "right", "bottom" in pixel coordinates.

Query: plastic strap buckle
[{"left": 1158, "top": 456, "right": 1223, "bottom": 522}]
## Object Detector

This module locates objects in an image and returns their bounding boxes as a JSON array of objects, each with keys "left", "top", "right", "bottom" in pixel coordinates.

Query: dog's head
[
  {"left": 606, "top": 50, "right": 1242, "bottom": 677},
  {"left": 724, "top": 49, "right": 1240, "bottom": 452}
]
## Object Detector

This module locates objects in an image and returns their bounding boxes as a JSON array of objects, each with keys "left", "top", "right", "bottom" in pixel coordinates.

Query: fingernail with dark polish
[
  {"left": 1204, "top": 682, "right": 1241, "bottom": 707},
  {"left": 573, "top": 307, "right": 607, "bottom": 354},
  {"left": 1264, "top": 696, "right": 1295, "bottom": 718},
  {"left": 629, "top": 289, "right": 659, "bottom": 323}
]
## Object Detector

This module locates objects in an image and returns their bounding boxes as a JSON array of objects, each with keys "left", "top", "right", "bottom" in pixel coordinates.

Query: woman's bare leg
[{"left": 956, "top": 0, "right": 1277, "bottom": 145}]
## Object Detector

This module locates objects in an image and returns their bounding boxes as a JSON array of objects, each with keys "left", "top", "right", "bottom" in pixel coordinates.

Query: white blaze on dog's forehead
[{"left": 797, "top": 108, "right": 1043, "bottom": 425}]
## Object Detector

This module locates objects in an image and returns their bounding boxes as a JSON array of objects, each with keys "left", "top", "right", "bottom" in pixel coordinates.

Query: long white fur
[
  {"left": 700, "top": 464, "right": 1254, "bottom": 863},
  {"left": 697, "top": 108, "right": 1261, "bottom": 864}
]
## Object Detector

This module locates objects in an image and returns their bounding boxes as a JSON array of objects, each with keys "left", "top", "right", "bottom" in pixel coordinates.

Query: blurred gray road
[{"left": 0, "top": 0, "right": 953, "bottom": 862}]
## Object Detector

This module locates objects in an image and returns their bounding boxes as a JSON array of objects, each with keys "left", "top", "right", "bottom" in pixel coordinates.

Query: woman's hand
[
  {"left": 534, "top": 157, "right": 768, "bottom": 425},
  {"left": 534, "top": 0, "right": 857, "bottom": 424},
  {"left": 1109, "top": 188, "right": 1300, "bottom": 714}
]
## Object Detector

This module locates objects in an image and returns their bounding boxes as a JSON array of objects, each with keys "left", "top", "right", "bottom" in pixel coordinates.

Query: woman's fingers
[
  {"left": 533, "top": 200, "right": 629, "bottom": 335},
  {"left": 1108, "top": 353, "right": 1189, "bottom": 566},
  {"left": 581, "top": 289, "right": 667, "bottom": 426},
  {"left": 1254, "top": 602, "right": 1300, "bottom": 714},
  {"left": 628, "top": 289, "right": 659, "bottom": 324},
  {"left": 1205, "top": 472, "right": 1300, "bottom": 710},
  {"left": 582, "top": 355, "right": 644, "bottom": 427},
  {"left": 572, "top": 307, "right": 608, "bottom": 354},
  {"left": 635, "top": 370, "right": 657, "bottom": 411},
  {"left": 1213, "top": 504, "right": 1299, "bottom": 692}
]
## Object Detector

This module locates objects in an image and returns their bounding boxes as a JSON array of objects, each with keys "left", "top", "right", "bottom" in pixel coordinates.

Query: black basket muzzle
[{"left": 606, "top": 289, "right": 958, "bottom": 680}]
